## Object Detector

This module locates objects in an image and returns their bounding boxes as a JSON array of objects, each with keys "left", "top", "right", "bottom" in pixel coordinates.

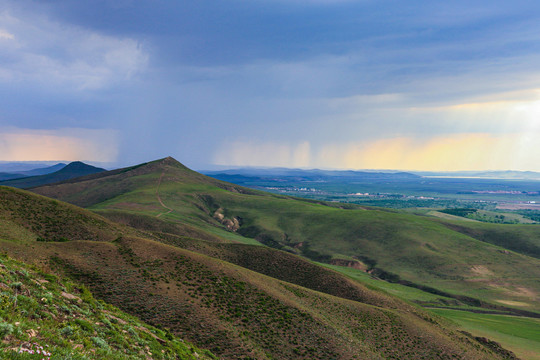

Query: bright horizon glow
[
  {"left": 215, "top": 131, "right": 540, "bottom": 172},
  {"left": 0, "top": 128, "right": 119, "bottom": 163}
]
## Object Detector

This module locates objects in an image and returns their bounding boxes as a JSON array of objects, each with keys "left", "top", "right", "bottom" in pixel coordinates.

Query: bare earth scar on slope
[
  {"left": 496, "top": 300, "right": 531, "bottom": 307},
  {"left": 470, "top": 265, "right": 495, "bottom": 277}
]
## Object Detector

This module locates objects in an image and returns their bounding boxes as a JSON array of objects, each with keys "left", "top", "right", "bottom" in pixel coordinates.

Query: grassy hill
[
  {"left": 0, "top": 186, "right": 136, "bottom": 244},
  {"left": 0, "top": 185, "right": 518, "bottom": 359},
  {"left": 0, "top": 253, "right": 214, "bottom": 359},
  {"left": 0, "top": 161, "right": 105, "bottom": 189},
  {"left": 32, "top": 157, "right": 540, "bottom": 315}
]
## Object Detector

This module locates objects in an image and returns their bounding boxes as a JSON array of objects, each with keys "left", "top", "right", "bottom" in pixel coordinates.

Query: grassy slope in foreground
[
  {"left": 32, "top": 157, "right": 540, "bottom": 315},
  {"left": 0, "top": 185, "right": 515, "bottom": 359},
  {"left": 0, "top": 254, "right": 214, "bottom": 359},
  {"left": 40, "top": 237, "right": 512, "bottom": 359}
]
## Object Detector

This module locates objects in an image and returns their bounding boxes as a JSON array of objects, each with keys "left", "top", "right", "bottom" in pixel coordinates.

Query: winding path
[{"left": 156, "top": 171, "right": 174, "bottom": 218}]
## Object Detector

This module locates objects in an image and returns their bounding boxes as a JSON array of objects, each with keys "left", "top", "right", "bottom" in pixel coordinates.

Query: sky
[{"left": 1, "top": 0, "right": 540, "bottom": 171}]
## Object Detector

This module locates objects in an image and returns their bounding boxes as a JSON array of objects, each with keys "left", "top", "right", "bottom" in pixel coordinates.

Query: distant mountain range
[
  {"left": 204, "top": 168, "right": 420, "bottom": 182},
  {"left": 0, "top": 163, "right": 66, "bottom": 181},
  {"left": 205, "top": 167, "right": 540, "bottom": 181},
  {"left": 414, "top": 170, "right": 540, "bottom": 180},
  {"left": 0, "top": 161, "right": 105, "bottom": 188},
  {"left": 0, "top": 161, "right": 65, "bottom": 173}
]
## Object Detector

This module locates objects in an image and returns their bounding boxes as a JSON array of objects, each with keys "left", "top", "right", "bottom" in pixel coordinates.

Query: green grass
[
  {"left": 472, "top": 209, "right": 536, "bottom": 224},
  {"left": 0, "top": 186, "right": 133, "bottom": 244},
  {"left": 208, "top": 190, "right": 540, "bottom": 312},
  {"left": 322, "top": 261, "right": 540, "bottom": 359},
  {"left": 0, "top": 182, "right": 515, "bottom": 359},
  {"left": 438, "top": 208, "right": 538, "bottom": 224},
  {"left": 29, "top": 157, "right": 540, "bottom": 315},
  {"left": 427, "top": 210, "right": 480, "bottom": 222},
  {"left": 319, "top": 263, "right": 469, "bottom": 306},
  {"left": 43, "top": 236, "right": 512, "bottom": 359},
  {"left": 431, "top": 309, "right": 540, "bottom": 360},
  {"left": 320, "top": 261, "right": 540, "bottom": 360},
  {"left": 0, "top": 253, "right": 215, "bottom": 359},
  {"left": 17, "top": 156, "right": 539, "bottom": 358}
]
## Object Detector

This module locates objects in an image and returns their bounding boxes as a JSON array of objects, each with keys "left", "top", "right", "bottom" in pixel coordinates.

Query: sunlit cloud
[
  {"left": 0, "top": 128, "right": 119, "bottom": 162},
  {"left": 404, "top": 89, "right": 540, "bottom": 135},
  {"left": 411, "top": 88, "right": 540, "bottom": 115}
]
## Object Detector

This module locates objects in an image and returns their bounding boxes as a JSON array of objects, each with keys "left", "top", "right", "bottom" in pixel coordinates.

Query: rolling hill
[
  {"left": 32, "top": 157, "right": 540, "bottom": 315},
  {"left": 0, "top": 183, "right": 520, "bottom": 359},
  {"left": 0, "top": 172, "right": 26, "bottom": 181},
  {"left": 0, "top": 161, "right": 105, "bottom": 189}
]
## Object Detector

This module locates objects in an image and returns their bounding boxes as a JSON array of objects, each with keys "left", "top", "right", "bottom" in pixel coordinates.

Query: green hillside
[
  {"left": 0, "top": 184, "right": 518, "bottom": 359},
  {"left": 0, "top": 253, "right": 214, "bottom": 359},
  {"left": 431, "top": 309, "right": 540, "bottom": 360},
  {"left": 32, "top": 157, "right": 540, "bottom": 315},
  {"left": 0, "top": 186, "right": 137, "bottom": 244}
]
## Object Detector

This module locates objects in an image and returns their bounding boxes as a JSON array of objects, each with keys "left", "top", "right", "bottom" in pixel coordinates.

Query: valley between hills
[{"left": 0, "top": 156, "right": 539, "bottom": 359}]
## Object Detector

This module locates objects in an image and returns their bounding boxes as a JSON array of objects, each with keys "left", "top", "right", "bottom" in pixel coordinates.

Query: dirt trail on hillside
[{"left": 156, "top": 171, "right": 173, "bottom": 218}]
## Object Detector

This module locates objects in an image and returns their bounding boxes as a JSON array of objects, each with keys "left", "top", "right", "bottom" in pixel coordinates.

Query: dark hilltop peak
[
  {"left": 60, "top": 161, "right": 106, "bottom": 173},
  {"left": 67, "top": 161, "right": 85, "bottom": 166},
  {"left": 146, "top": 156, "right": 191, "bottom": 171},
  {"left": 161, "top": 156, "right": 182, "bottom": 165}
]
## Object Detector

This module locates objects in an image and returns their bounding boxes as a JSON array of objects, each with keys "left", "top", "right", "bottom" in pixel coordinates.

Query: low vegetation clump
[
  {"left": 0, "top": 253, "right": 215, "bottom": 359},
  {"left": 440, "top": 208, "right": 531, "bottom": 224},
  {"left": 517, "top": 209, "right": 540, "bottom": 222}
]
